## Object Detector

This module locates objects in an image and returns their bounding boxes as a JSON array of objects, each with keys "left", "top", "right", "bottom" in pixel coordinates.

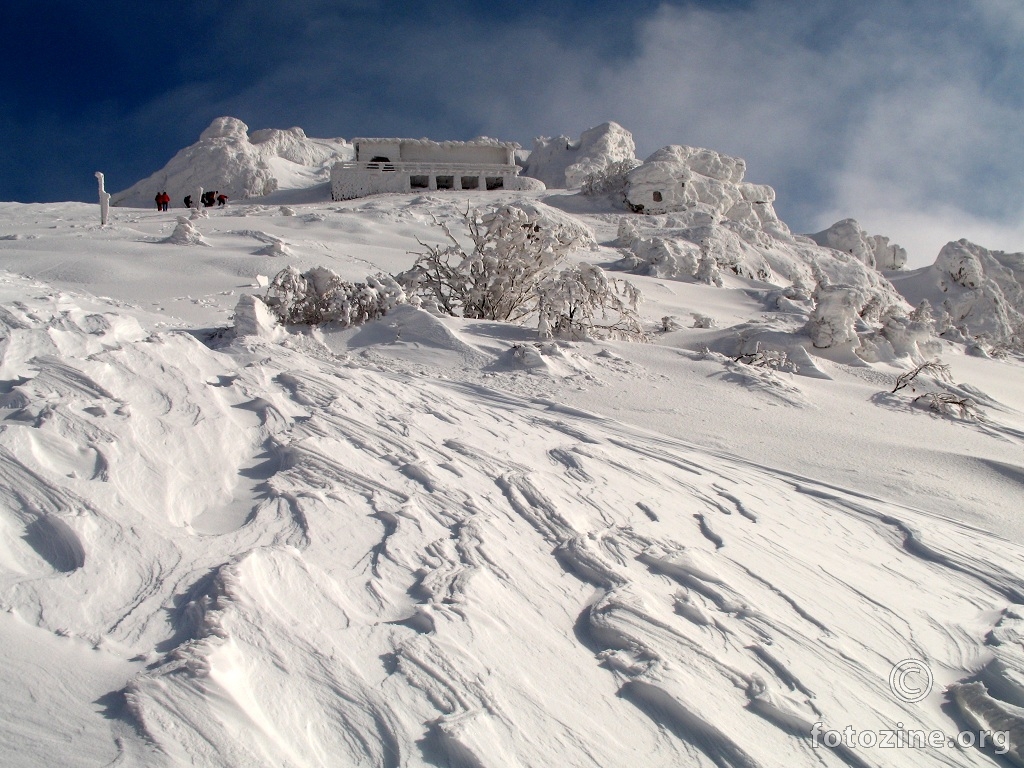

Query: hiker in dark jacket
[{"left": 184, "top": 195, "right": 192, "bottom": 208}]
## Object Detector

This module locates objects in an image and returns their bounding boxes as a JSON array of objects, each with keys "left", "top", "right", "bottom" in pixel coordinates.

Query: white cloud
[{"left": 469, "top": 0, "right": 1024, "bottom": 266}]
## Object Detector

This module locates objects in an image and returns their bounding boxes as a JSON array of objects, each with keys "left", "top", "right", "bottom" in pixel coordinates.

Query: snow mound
[
  {"left": 113, "top": 117, "right": 352, "bottom": 209},
  {"left": 808, "top": 218, "right": 908, "bottom": 270},
  {"left": 523, "top": 122, "right": 637, "bottom": 189},
  {"left": 231, "top": 295, "right": 281, "bottom": 340},
  {"left": 501, "top": 198, "right": 597, "bottom": 249},
  {"left": 343, "top": 304, "right": 492, "bottom": 369},
  {"left": 163, "top": 216, "right": 209, "bottom": 246}
]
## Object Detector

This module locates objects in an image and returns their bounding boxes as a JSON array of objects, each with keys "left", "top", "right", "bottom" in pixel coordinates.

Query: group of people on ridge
[{"left": 158, "top": 190, "right": 228, "bottom": 210}]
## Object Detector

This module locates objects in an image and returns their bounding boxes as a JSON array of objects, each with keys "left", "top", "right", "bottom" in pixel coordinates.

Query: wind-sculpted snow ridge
[
  {"left": 112, "top": 116, "right": 352, "bottom": 209},
  {"left": 2, "top": 272, "right": 1023, "bottom": 766}
]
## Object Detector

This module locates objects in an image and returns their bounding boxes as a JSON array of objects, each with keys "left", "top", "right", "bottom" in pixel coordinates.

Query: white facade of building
[{"left": 331, "top": 138, "right": 540, "bottom": 200}]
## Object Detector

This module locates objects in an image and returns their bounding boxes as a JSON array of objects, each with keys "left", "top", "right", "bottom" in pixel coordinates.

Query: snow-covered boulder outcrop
[
  {"left": 932, "top": 240, "right": 1024, "bottom": 348},
  {"left": 113, "top": 117, "right": 351, "bottom": 208},
  {"left": 808, "top": 219, "right": 907, "bottom": 270},
  {"left": 611, "top": 144, "right": 915, "bottom": 353},
  {"left": 623, "top": 145, "right": 783, "bottom": 232},
  {"left": 523, "top": 122, "right": 637, "bottom": 190}
]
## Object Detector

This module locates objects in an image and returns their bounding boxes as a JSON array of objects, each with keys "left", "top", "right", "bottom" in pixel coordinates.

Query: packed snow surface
[{"left": 2, "top": 127, "right": 1024, "bottom": 767}]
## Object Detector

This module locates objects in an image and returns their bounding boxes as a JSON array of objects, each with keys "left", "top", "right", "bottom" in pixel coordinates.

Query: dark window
[
  {"left": 652, "top": 191, "right": 663, "bottom": 202},
  {"left": 436, "top": 175, "right": 454, "bottom": 190},
  {"left": 461, "top": 176, "right": 480, "bottom": 190},
  {"left": 486, "top": 176, "right": 504, "bottom": 190},
  {"left": 370, "top": 155, "right": 390, "bottom": 163},
  {"left": 410, "top": 175, "right": 429, "bottom": 189}
]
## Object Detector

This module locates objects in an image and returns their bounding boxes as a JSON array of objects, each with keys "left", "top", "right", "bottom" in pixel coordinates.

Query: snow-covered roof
[{"left": 352, "top": 137, "right": 521, "bottom": 150}]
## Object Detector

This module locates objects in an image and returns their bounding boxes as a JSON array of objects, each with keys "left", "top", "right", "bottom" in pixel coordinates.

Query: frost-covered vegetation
[
  {"left": 397, "top": 203, "right": 643, "bottom": 339},
  {"left": 264, "top": 266, "right": 405, "bottom": 326}
]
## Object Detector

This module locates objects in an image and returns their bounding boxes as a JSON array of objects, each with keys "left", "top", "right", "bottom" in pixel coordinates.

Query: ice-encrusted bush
[
  {"left": 398, "top": 204, "right": 640, "bottom": 340},
  {"left": 579, "top": 158, "right": 642, "bottom": 200},
  {"left": 806, "top": 285, "right": 867, "bottom": 348},
  {"left": 536, "top": 263, "right": 644, "bottom": 341},
  {"left": 913, "top": 392, "right": 982, "bottom": 420},
  {"left": 397, "top": 205, "right": 586, "bottom": 322},
  {"left": 696, "top": 242, "right": 724, "bottom": 287},
  {"left": 264, "top": 266, "right": 405, "bottom": 326},
  {"left": 164, "top": 216, "right": 209, "bottom": 246},
  {"left": 734, "top": 343, "right": 798, "bottom": 373},
  {"left": 891, "top": 360, "right": 952, "bottom": 393},
  {"left": 884, "top": 359, "right": 982, "bottom": 420}
]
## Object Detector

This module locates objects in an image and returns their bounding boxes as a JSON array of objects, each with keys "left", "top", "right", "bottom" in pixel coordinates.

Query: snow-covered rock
[
  {"left": 808, "top": 218, "right": 908, "bottom": 270},
  {"left": 523, "top": 122, "right": 637, "bottom": 189},
  {"left": 112, "top": 117, "right": 351, "bottom": 209},
  {"left": 623, "top": 145, "right": 782, "bottom": 233},
  {"left": 933, "top": 239, "right": 1024, "bottom": 346}
]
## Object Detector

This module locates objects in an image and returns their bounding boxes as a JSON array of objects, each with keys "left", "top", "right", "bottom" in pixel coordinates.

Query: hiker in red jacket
[{"left": 217, "top": 193, "right": 228, "bottom": 207}]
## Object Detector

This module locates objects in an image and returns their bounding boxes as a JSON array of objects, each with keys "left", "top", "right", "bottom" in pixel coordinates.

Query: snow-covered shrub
[
  {"left": 615, "top": 217, "right": 641, "bottom": 248},
  {"left": 928, "top": 240, "right": 1024, "bottom": 352},
  {"left": 912, "top": 392, "right": 982, "bottom": 420},
  {"left": 807, "top": 219, "right": 907, "bottom": 270},
  {"left": 398, "top": 205, "right": 584, "bottom": 322},
  {"left": 891, "top": 360, "right": 952, "bottom": 393},
  {"left": 523, "top": 122, "right": 638, "bottom": 189},
  {"left": 696, "top": 242, "right": 724, "bottom": 287},
  {"left": 536, "top": 263, "right": 644, "bottom": 341},
  {"left": 734, "top": 343, "right": 799, "bottom": 374},
  {"left": 877, "top": 304, "right": 941, "bottom": 359},
  {"left": 264, "top": 266, "right": 405, "bottom": 326},
  {"left": 399, "top": 205, "right": 643, "bottom": 341},
  {"left": 806, "top": 285, "right": 866, "bottom": 348},
  {"left": 579, "top": 158, "right": 642, "bottom": 200}
]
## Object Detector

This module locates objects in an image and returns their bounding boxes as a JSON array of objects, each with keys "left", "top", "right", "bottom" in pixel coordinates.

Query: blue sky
[{"left": 2, "top": 0, "right": 1022, "bottom": 262}]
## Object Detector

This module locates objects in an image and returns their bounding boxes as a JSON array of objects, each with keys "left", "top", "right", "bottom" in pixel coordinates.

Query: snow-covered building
[{"left": 331, "top": 138, "right": 541, "bottom": 200}]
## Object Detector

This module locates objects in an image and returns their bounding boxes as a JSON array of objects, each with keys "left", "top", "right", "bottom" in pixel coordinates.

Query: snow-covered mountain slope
[
  {"left": 111, "top": 117, "right": 352, "bottom": 208},
  {"left": 2, "top": 148, "right": 1024, "bottom": 766}
]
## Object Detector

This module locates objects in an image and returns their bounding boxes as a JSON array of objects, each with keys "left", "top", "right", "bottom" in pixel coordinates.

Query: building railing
[{"left": 334, "top": 161, "right": 519, "bottom": 175}]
